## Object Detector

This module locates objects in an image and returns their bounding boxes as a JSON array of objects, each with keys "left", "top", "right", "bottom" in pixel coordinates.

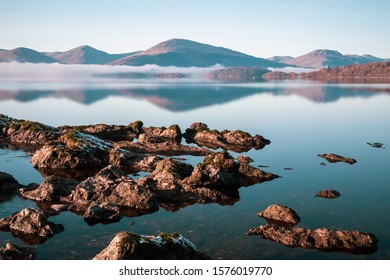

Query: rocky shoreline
[{"left": 0, "top": 114, "right": 380, "bottom": 259}]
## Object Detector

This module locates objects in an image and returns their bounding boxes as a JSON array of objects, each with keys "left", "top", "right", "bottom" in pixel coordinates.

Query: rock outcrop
[
  {"left": 257, "top": 204, "right": 301, "bottom": 227},
  {"left": 93, "top": 231, "right": 210, "bottom": 260},
  {"left": 184, "top": 122, "right": 270, "bottom": 152},
  {"left": 247, "top": 224, "right": 377, "bottom": 254},
  {"left": 0, "top": 243, "right": 35, "bottom": 260},
  {"left": 315, "top": 189, "right": 341, "bottom": 199},
  {"left": 0, "top": 208, "right": 64, "bottom": 244},
  {"left": 367, "top": 142, "right": 384, "bottom": 149},
  {"left": 317, "top": 153, "right": 357, "bottom": 165},
  {"left": 0, "top": 114, "right": 59, "bottom": 150}
]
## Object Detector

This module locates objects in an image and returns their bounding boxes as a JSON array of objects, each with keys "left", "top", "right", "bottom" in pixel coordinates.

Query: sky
[{"left": 0, "top": 0, "right": 389, "bottom": 58}]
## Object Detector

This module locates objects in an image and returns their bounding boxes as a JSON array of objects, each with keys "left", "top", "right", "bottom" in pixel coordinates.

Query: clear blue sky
[{"left": 1, "top": 0, "right": 389, "bottom": 58}]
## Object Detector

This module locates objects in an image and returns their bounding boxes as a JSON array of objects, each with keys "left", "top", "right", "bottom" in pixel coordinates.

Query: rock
[
  {"left": 93, "top": 231, "right": 210, "bottom": 260},
  {"left": 70, "top": 165, "right": 159, "bottom": 209},
  {"left": 60, "top": 120, "right": 143, "bottom": 142},
  {"left": 50, "top": 204, "right": 69, "bottom": 212},
  {"left": 83, "top": 202, "right": 123, "bottom": 225},
  {"left": 183, "top": 151, "right": 241, "bottom": 188},
  {"left": 0, "top": 243, "right": 35, "bottom": 260},
  {"left": 257, "top": 204, "right": 301, "bottom": 227},
  {"left": 320, "top": 162, "right": 326, "bottom": 166},
  {"left": 236, "top": 155, "right": 254, "bottom": 165},
  {"left": 367, "top": 142, "right": 384, "bottom": 149},
  {"left": 0, "top": 171, "right": 23, "bottom": 193},
  {"left": 317, "top": 153, "right": 357, "bottom": 165},
  {"left": 238, "top": 157, "right": 279, "bottom": 186},
  {"left": 247, "top": 224, "right": 378, "bottom": 254},
  {"left": 315, "top": 189, "right": 341, "bottom": 199},
  {"left": 140, "top": 125, "right": 182, "bottom": 144},
  {"left": 0, "top": 208, "right": 64, "bottom": 244},
  {"left": 20, "top": 176, "right": 79, "bottom": 202},
  {"left": 184, "top": 122, "right": 270, "bottom": 152},
  {"left": 0, "top": 114, "right": 60, "bottom": 150}
]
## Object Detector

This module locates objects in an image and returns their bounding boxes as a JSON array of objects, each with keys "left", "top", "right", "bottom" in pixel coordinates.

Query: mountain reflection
[{"left": 0, "top": 83, "right": 389, "bottom": 112}]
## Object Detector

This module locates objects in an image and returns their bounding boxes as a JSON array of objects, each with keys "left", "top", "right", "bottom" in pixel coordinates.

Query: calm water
[{"left": 0, "top": 81, "right": 389, "bottom": 259}]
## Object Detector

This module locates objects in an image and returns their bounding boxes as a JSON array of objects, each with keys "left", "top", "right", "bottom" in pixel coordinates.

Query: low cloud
[{"left": 0, "top": 62, "right": 224, "bottom": 82}]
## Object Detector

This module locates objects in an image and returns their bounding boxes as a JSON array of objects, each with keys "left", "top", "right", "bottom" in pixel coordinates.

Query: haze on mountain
[
  {"left": 268, "top": 49, "right": 387, "bottom": 69},
  {"left": 0, "top": 47, "right": 59, "bottom": 63},
  {"left": 46, "top": 45, "right": 140, "bottom": 65},
  {"left": 267, "top": 56, "right": 294, "bottom": 64},
  {"left": 109, "top": 38, "right": 287, "bottom": 68}
]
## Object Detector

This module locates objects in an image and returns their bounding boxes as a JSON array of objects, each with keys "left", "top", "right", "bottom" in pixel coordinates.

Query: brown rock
[
  {"left": 315, "top": 189, "right": 341, "bottom": 199},
  {"left": 257, "top": 204, "right": 301, "bottom": 227},
  {"left": 0, "top": 243, "right": 35, "bottom": 260},
  {"left": 247, "top": 224, "right": 378, "bottom": 254},
  {"left": 140, "top": 125, "right": 182, "bottom": 144},
  {"left": 0, "top": 208, "right": 64, "bottom": 244},
  {"left": 83, "top": 202, "right": 123, "bottom": 225},
  {"left": 20, "top": 176, "right": 79, "bottom": 202},
  {"left": 317, "top": 153, "right": 357, "bottom": 164},
  {"left": 93, "top": 231, "right": 210, "bottom": 260}
]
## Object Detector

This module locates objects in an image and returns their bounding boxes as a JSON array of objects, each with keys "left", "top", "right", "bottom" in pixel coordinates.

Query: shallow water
[{"left": 0, "top": 81, "right": 389, "bottom": 259}]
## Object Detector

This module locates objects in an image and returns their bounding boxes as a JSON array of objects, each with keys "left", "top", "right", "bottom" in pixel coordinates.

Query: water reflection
[{"left": 0, "top": 82, "right": 389, "bottom": 112}]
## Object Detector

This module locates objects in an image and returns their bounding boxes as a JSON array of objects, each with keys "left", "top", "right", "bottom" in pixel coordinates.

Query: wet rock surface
[
  {"left": 0, "top": 243, "right": 35, "bottom": 260},
  {"left": 93, "top": 231, "right": 210, "bottom": 260},
  {"left": 83, "top": 202, "right": 123, "bottom": 225},
  {"left": 0, "top": 208, "right": 64, "bottom": 244},
  {"left": 257, "top": 204, "right": 301, "bottom": 227},
  {"left": 184, "top": 122, "right": 270, "bottom": 152},
  {"left": 247, "top": 224, "right": 378, "bottom": 254},
  {"left": 315, "top": 189, "right": 341, "bottom": 199},
  {"left": 318, "top": 153, "right": 357, "bottom": 164}
]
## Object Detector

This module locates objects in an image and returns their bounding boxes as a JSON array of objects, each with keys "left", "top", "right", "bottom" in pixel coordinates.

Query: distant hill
[
  {"left": 284, "top": 49, "right": 386, "bottom": 69},
  {"left": 0, "top": 47, "right": 59, "bottom": 63},
  {"left": 263, "top": 62, "right": 390, "bottom": 83},
  {"left": 205, "top": 66, "right": 270, "bottom": 82},
  {"left": 109, "top": 38, "right": 288, "bottom": 68},
  {"left": 48, "top": 45, "right": 140, "bottom": 65},
  {"left": 267, "top": 56, "right": 294, "bottom": 63}
]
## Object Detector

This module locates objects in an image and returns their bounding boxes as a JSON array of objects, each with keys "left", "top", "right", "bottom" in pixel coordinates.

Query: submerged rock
[
  {"left": 315, "top": 189, "right": 341, "bottom": 199},
  {"left": 0, "top": 208, "right": 64, "bottom": 244},
  {"left": 367, "top": 142, "right": 384, "bottom": 149},
  {"left": 0, "top": 243, "right": 35, "bottom": 260},
  {"left": 247, "top": 224, "right": 377, "bottom": 254},
  {"left": 93, "top": 231, "right": 210, "bottom": 260},
  {"left": 183, "top": 122, "right": 270, "bottom": 152},
  {"left": 20, "top": 176, "right": 79, "bottom": 202},
  {"left": 317, "top": 153, "right": 357, "bottom": 165},
  {"left": 257, "top": 204, "right": 301, "bottom": 227},
  {"left": 0, "top": 171, "right": 23, "bottom": 194}
]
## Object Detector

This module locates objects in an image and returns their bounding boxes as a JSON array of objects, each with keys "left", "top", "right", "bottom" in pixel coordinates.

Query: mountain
[
  {"left": 110, "top": 38, "right": 288, "bottom": 68},
  {"left": 0, "top": 49, "right": 6, "bottom": 53},
  {"left": 267, "top": 56, "right": 294, "bottom": 63},
  {"left": 0, "top": 47, "right": 59, "bottom": 63},
  {"left": 284, "top": 49, "right": 385, "bottom": 69},
  {"left": 48, "top": 45, "right": 140, "bottom": 65}
]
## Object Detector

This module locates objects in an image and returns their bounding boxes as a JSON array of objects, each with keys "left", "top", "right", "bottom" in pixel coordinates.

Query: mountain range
[
  {"left": 0, "top": 38, "right": 388, "bottom": 69},
  {"left": 268, "top": 49, "right": 388, "bottom": 69}
]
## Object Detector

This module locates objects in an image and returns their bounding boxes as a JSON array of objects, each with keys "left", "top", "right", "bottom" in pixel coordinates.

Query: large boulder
[
  {"left": 139, "top": 125, "right": 182, "bottom": 144},
  {"left": 257, "top": 204, "right": 301, "bottom": 227},
  {"left": 0, "top": 243, "right": 35, "bottom": 260},
  {"left": 93, "top": 231, "right": 210, "bottom": 260},
  {"left": 317, "top": 153, "right": 357, "bottom": 165},
  {"left": 247, "top": 224, "right": 377, "bottom": 254},
  {"left": 0, "top": 208, "right": 64, "bottom": 244},
  {"left": 20, "top": 176, "right": 79, "bottom": 202}
]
